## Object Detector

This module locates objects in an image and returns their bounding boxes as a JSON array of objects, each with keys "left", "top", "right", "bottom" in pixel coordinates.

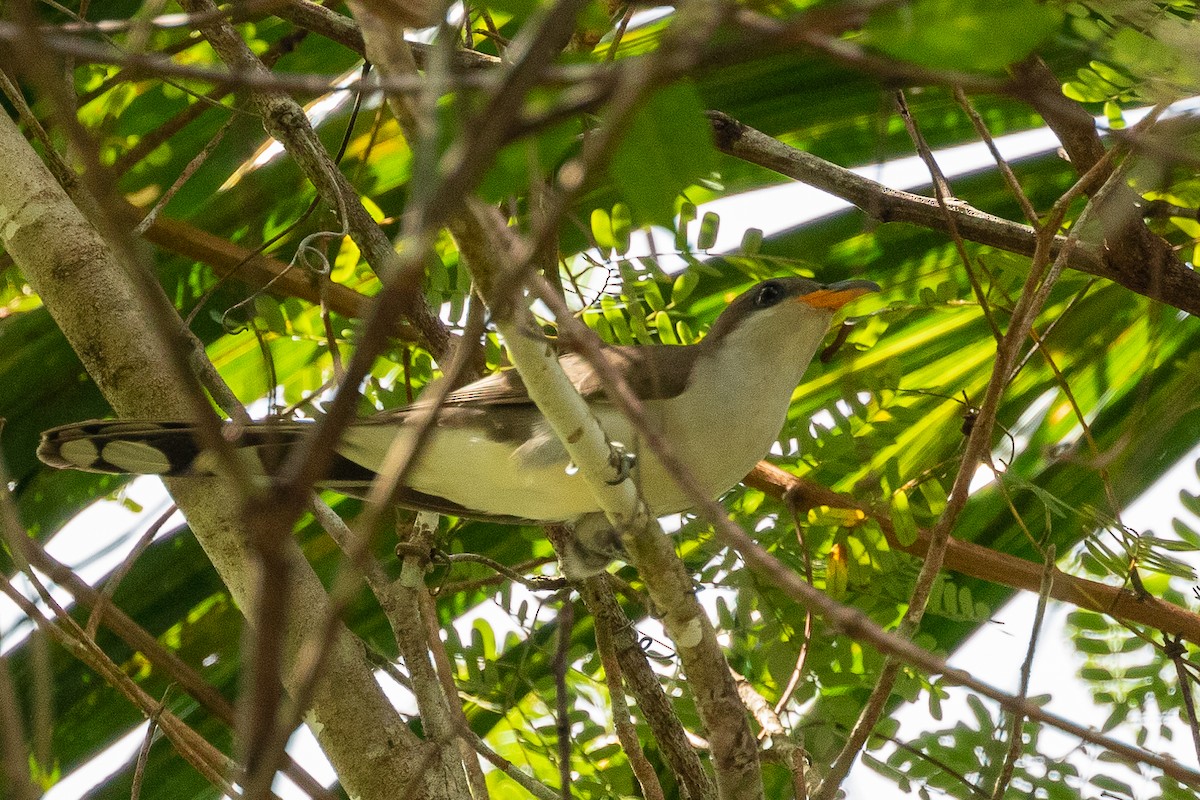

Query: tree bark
[{"left": 0, "top": 109, "right": 434, "bottom": 800}]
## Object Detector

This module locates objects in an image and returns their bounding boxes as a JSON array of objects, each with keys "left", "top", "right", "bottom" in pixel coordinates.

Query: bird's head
[
  {"left": 705, "top": 277, "right": 880, "bottom": 347},
  {"left": 693, "top": 277, "right": 879, "bottom": 387}
]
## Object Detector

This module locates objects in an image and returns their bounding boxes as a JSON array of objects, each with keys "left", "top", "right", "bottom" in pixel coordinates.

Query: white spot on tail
[
  {"left": 102, "top": 441, "right": 173, "bottom": 474},
  {"left": 60, "top": 438, "right": 99, "bottom": 468}
]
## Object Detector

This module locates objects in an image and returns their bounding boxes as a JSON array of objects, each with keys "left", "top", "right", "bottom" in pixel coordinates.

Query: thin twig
[
  {"left": 456, "top": 722, "right": 560, "bottom": 800},
  {"left": 0, "top": 572, "right": 244, "bottom": 796},
  {"left": 435, "top": 556, "right": 560, "bottom": 596},
  {"left": 990, "top": 545, "right": 1055, "bottom": 799},
  {"left": 131, "top": 687, "right": 173, "bottom": 800},
  {"left": 772, "top": 495, "right": 816, "bottom": 719},
  {"left": 440, "top": 552, "right": 568, "bottom": 591},
  {"left": 705, "top": 111, "right": 1200, "bottom": 317},
  {"left": 1167, "top": 636, "right": 1200, "bottom": 766},
  {"left": 86, "top": 503, "right": 180, "bottom": 639},
  {"left": 749, "top": 462, "right": 1200, "bottom": 645},
  {"left": 0, "top": 641, "right": 37, "bottom": 800},
  {"left": 0, "top": 459, "right": 39, "bottom": 800},
  {"left": 589, "top": 582, "right": 668, "bottom": 800},
  {"left": 733, "top": 672, "right": 808, "bottom": 797},
  {"left": 15, "top": 535, "right": 337, "bottom": 798},
  {"left": 579, "top": 576, "right": 716, "bottom": 799},
  {"left": 894, "top": 89, "right": 1003, "bottom": 345},
  {"left": 309, "top": 501, "right": 472, "bottom": 796},
  {"left": 391, "top": 511, "right": 473, "bottom": 795},
  {"left": 554, "top": 592, "right": 574, "bottom": 799},
  {"left": 133, "top": 114, "right": 234, "bottom": 235},
  {"left": 417, "top": 590, "right": 491, "bottom": 799},
  {"left": 953, "top": 87, "right": 1040, "bottom": 227},
  {"left": 813, "top": 144, "right": 1127, "bottom": 800}
]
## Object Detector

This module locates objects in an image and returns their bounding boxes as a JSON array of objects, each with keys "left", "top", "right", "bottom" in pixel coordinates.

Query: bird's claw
[{"left": 607, "top": 442, "right": 636, "bottom": 485}]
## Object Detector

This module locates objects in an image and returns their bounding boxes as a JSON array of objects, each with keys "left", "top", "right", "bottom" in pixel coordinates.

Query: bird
[{"left": 39, "top": 277, "right": 878, "bottom": 575}]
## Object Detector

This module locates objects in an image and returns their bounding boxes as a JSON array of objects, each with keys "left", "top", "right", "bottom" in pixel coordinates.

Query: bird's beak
[{"left": 798, "top": 279, "right": 881, "bottom": 309}]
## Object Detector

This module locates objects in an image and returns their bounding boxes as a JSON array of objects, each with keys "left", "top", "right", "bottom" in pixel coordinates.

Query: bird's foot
[
  {"left": 557, "top": 513, "right": 630, "bottom": 579},
  {"left": 606, "top": 442, "right": 636, "bottom": 485}
]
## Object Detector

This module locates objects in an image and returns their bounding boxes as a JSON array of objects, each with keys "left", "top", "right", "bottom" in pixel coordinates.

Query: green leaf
[
  {"left": 611, "top": 203, "right": 632, "bottom": 255},
  {"left": 642, "top": 281, "right": 665, "bottom": 312},
  {"left": 591, "top": 207, "right": 616, "bottom": 254},
  {"left": 584, "top": 309, "right": 614, "bottom": 342},
  {"left": 916, "top": 477, "right": 948, "bottom": 517},
  {"left": 609, "top": 83, "right": 717, "bottom": 226},
  {"left": 672, "top": 271, "right": 699, "bottom": 305},
  {"left": 476, "top": 117, "right": 576, "bottom": 204},
  {"left": 654, "top": 310, "right": 678, "bottom": 344},
  {"left": 864, "top": 0, "right": 1064, "bottom": 73},
  {"left": 739, "top": 227, "right": 764, "bottom": 255},
  {"left": 676, "top": 201, "right": 697, "bottom": 252},
  {"left": 676, "top": 320, "right": 695, "bottom": 344},
  {"left": 1180, "top": 488, "right": 1200, "bottom": 517},
  {"left": 1173, "top": 518, "right": 1200, "bottom": 549},
  {"left": 698, "top": 211, "right": 720, "bottom": 250},
  {"left": 890, "top": 490, "right": 920, "bottom": 546},
  {"left": 628, "top": 308, "right": 654, "bottom": 345},
  {"left": 602, "top": 298, "right": 634, "bottom": 345}
]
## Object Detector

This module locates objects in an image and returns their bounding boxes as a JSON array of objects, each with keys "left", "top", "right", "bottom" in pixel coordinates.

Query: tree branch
[
  {"left": 177, "top": 0, "right": 450, "bottom": 357},
  {"left": 356, "top": 0, "right": 764, "bottom": 795},
  {"left": 586, "top": 585, "right": 668, "bottom": 800},
  {"left": 579, "top": 576, "right": 717, "bottom": 800},
  {"left": 0, "top": 108, "right": 429, "bottom": 800},
  {"left": 746, "top": 462, "right": 1200, "bottom": 643},
  {"left": 706, "top": 111, "right": 1200, "bottom": 316}
]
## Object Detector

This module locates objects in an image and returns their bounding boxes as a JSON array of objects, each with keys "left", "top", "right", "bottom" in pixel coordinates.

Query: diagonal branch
[
  {"left": 579, "top": 576, "right": 716, "bottom": 800},
  {"left": 178, "top": 0, "right": 450, "bottom": 357},
  {"left": 706, "top": 111, "right": 1200, "bottom": 316},
  {"left": 746, "top": 462, "right": 1200, "bottom": 644},
  {"left": 0, "top": 107, "right": 428, "bottom": 800},
  {"left": 814, "top": 140, "right": 1136, "bottom": 800},
  {"left": 355, "top": 1, "right": 765, "bottom": 796}
]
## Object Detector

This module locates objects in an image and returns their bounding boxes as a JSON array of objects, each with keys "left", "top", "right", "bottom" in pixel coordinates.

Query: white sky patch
[
  {"left": 967, "top": 462, "right": 1000, "bottom": 495},
  {"left": 219, "top": 67, "right": 366, "bottom": 191},
  {"left": 375, "top": 667, "right": 419, "bottom": 717},
  {"left": 847, "top": 440, "right": 1200, "bottom": 797},
  {"left": 42, "top": 723, "right": 148, "bottom": 800},
  {"left": 270, "top": 726, "right": 339, "bottom": 799},
  {"left": 1, "top": 476, "right": 177, "bottom": 655}
]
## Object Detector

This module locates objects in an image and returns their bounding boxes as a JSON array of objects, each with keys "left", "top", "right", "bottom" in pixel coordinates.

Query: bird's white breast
[{"left": 632, "top": 321, "right": 822, "bottom": 514}]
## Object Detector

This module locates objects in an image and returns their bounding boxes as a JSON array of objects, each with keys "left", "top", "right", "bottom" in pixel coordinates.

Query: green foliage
[
  {"left": 3, "top": 2, "right": 1200, "bottom": 799},
  {"left": 1065, "top": 1, "right": 1200, "bottom": 101},
  {"left": 864, "top": 0, "right": 1065, "bottom": 73},
  {"left": 609, "top": 83, "right": 718, "bottom": 226},
  {"left": 876, "top": 694, "right": 1082, "bottom": 798}
]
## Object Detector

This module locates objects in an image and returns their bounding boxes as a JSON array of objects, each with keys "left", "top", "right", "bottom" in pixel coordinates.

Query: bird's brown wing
[{"left": 388, "top": 346, "right": 698, "bottom": 414}]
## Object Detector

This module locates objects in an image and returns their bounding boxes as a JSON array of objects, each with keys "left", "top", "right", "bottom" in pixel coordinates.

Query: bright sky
[{"left": 10, "top": 80, "right": 1200, "bottom": 800}]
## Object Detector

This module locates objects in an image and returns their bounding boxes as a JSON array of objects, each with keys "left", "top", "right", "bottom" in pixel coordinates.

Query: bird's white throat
[{"left": 636, "top": 303, "right": 833, "bottom": 512}]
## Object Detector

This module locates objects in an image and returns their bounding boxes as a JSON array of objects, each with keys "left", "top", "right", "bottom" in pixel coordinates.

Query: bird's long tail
[
  {"left": 37, "top": 420, "right": 313, "bottom": 476},
  {"left": 38, "top": 418, "right": 521, "bottom": 524}
]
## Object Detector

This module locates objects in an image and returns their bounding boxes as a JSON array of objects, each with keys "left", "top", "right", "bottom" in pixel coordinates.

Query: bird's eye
[{"left": 754, "top": 282, "right": 785, "bottom": 308}]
